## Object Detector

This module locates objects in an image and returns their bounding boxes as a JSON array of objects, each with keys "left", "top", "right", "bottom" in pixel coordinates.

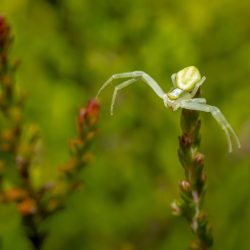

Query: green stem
[{"left": 172, "top": 106, "right": 213, "bottom": 250}]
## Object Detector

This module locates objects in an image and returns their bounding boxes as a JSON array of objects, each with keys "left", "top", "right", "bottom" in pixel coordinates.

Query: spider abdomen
[{"left": 176, "top": 66, "right": 201, "bottom": 91}]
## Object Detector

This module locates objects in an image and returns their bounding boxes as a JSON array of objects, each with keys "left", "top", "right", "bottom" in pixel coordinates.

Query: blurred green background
[{"left": 0, "top": 0, "right": 249, "bottom": 249}]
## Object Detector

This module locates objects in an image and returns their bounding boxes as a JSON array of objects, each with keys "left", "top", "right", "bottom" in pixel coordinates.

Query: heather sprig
[
  {"left": 0, "top": 16, "right": 100, "bottom": 250},
  {"left": 171, "top": 106, "right": 213, "bottom": 250}
]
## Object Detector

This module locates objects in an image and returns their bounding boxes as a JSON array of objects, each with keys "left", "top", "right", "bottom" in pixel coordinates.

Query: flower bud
[
  {"left": 171, "top": 200, "right": 181, "bottom": 216},
  {"left": 179, "top": 180, "right": 191, "bottom": 192},
  {"left": 179, "top": 133, "right": 192, "bottom": 147},
  {"left": 17, "top": 198, "right": 37, "bottom": 215},
  {"left": 0, "top": 16, "right": 11, "bottom": 53},
  {"left": 5, "top": 188, "right": 27, "bottom": 202},
  {"left": 193, "top": 152, "right": 204, "bottom": 165}
]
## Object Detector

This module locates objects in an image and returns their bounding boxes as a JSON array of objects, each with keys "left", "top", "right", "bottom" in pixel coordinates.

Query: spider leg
[
  {"left": 96, "top": 72, "right": 141, "bottom": 97},
  {"left": 97, "top": 71, "right": 166, "bottom": 100},
  {"left": 190, "top": 76, "right": 206, "bottom": 98},
  {"left": 140, "top": 72, "right": 166, "bottom": 98},
  {"left": 110, "top": 78, "right": 138, "bottom": 115},
  {"left": 171, "top": 73, "right": 177, "bottom": 87},
  {"left": 184, "top": 98, "right": 207, "bottom": 104},
  {"left": 179, "top": 100, "right": 241, "bottom": 152},
  {"left": 171, "top": 97, "right": 207, "bottom": 111}
]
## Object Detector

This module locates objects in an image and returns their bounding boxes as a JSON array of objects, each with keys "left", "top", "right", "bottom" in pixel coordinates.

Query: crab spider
[{"left": 96, "top": 66, "right": 241, "bottom": 152}]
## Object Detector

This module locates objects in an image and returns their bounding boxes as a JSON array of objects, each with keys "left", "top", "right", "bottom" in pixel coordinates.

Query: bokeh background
[{"left": 0, "top": 0, "right": 249, "bottom": 249}]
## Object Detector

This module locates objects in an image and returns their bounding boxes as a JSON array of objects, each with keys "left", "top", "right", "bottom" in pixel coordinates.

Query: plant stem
[
  {"left": 172, "top": 103, "right": 213, "bottom": 250},
  {"left": 0, "top": 16, "right": 100, "bottom": 249},
  {"left": 22, "top": 216, "right": 45, "bottom": 250}
]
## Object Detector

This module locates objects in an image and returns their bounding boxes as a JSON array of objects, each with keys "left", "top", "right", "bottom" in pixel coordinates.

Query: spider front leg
[
  {"left": 190, "top": 76, "right": 206, "bottom": 98},
  {"left": 96, "top": 72, "right": 141, "bottom": 97},
  {"left": 171, "top": 73, "right": 177, "bottom": 87},
  {"left": 110, "top": 78, "right": 137, "bottom": 115},
  {"left": 97, "top": 71, "right": 166, "bottom": 114},
  {"left": 179, "top": 100, "right": 241, "bottom": 152}
]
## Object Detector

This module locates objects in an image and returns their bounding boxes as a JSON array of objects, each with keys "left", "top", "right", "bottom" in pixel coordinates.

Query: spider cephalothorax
[{"left": 96, "top": 66, "right": 241, "bottom": 152}]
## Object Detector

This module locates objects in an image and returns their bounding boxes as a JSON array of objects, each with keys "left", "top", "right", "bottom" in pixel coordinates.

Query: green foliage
[{"left": 0, "top": 0, "right": 249, "bottom": 249}]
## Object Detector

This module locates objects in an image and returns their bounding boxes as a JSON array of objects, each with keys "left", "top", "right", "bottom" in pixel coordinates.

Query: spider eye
[{"left": 176, "top": 66, "right": 201, "bottom": 91}]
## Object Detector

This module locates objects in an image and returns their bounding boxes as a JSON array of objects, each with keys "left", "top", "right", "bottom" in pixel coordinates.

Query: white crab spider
[{"left": 96, "top": 66, "right": 241, "bottom": 152}]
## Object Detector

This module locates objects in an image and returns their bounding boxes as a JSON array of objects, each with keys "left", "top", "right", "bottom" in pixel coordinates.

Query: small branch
[
  {"left": 0, "top": 16, "right": 101, "bottom": 250},
  {"left": 58, "top": 99, "right": 100, "bottom": 194},
  {"left": 172, "top": 102, "right": 213, "bottom": 250}
]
